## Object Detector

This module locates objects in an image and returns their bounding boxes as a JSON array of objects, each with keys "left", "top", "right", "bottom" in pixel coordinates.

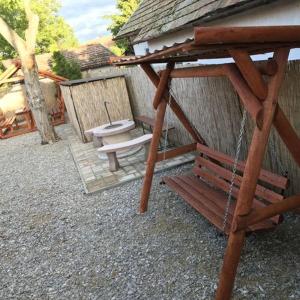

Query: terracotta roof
[
  {"left": 2, "top": 42, "right": 116, "bottom": 71},
  {"left": 62, "top": 42, "right": 116, "bottom": 70},
  {"left": 116, "top": 0, "right": 280, "bottom": 44}
]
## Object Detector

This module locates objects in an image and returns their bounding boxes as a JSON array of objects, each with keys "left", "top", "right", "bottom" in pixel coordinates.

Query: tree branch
[
  {"left": 0, "top": 17, "right": 27, "bottom": 54},
  {"left": 24, "top": 0, "right": 39, "bottom": 53}
]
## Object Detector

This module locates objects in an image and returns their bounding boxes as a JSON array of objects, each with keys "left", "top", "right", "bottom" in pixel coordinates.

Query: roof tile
[{"left": 117, "top": 0, "right": 280, "bottom": 43}]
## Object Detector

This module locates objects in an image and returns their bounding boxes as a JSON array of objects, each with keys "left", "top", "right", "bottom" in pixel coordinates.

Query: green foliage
[
  {"left": 51, "top": 51, "right": 82, "bottom": 80},
  {"left": 0, "top": 0, "right": 78, "bottom": 60},
  {"left": 109, "top": 45, "right": 125, "bottom": 56},
  {"left": 105, "top": 0, "right": 141, "bottom": 54}
]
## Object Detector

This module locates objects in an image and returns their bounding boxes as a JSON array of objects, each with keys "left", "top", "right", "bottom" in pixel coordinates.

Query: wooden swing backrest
[{"left": 193, "top": 144, "right": 289, "bottom": 222}]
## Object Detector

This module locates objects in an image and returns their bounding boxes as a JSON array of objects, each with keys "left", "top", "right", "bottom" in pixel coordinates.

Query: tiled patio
[{"left": 68, "top": 128, "right": 195, "bottom": 193}]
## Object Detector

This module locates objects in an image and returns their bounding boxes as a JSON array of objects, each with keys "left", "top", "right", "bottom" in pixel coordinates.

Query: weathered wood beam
[
  {"left": 232, "top": 195, "right": 300, "bottom": 232},
  {"left": 226, "top": 65, "right": 263, "bottom": 129},
  {"left": 274, "top": 105, "right": 300, "bottom": 166},
  {"left": 153, "top": 62, "right": 174, "bottom": 109},
  {"left": 170, "top": 65, "right": 226, "bottom": 78},
  {"left": 156, "top": 143, "right": 197, "bottom": 162},
  {"left": 194, "top": 26, "right": 300, "bottom": 45},
  {"left": 0, "top": 17, "right": 27, "bottom": 55},
  {"left": 169, "top": 60, "right": 277, "bottom": 78},
  {"left": 140, "top": 63, "right": 206, "bottom": 144},
  {"left": 216, "top": 48, "right": 290, "bottom": 300},
  {"left": 230, "top": 49, "right": 268, "bottom": 100}
]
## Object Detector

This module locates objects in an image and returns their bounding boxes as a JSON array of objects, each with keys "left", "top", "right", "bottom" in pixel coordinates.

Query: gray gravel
[{"left": 0, "top": 124, "right": 299, "bottom": 300}]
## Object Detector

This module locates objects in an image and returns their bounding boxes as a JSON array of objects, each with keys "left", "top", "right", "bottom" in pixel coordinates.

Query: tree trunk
[{"left": 22, "top": 55, "right": 58, "bottom": 144}]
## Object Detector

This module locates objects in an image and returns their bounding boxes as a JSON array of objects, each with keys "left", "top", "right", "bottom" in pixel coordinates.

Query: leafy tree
[
  {"left": 105, "top": 0, "right": 141, "bottom": 54},
  {"left": 51, "top": 51, "right": 82, "bottom": 80},
  {"left": 0, "top": 0, "right": 78, "bottom": 61},
  {"left": 0, "top": 0, "right": 59, "bottom": 144}
]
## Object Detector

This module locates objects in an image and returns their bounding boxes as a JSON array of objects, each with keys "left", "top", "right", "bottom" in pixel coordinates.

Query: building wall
[{"left": 134, "top": 0, "right": 300, "bottom": 59}]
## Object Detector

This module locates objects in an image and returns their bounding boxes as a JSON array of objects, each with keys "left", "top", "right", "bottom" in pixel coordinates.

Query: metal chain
[
  {"left": 162, "top": 80, "right": 173, "bottom": 161},
  {"left": 222, "top": 108, "right": 248, "bottom": 232}
]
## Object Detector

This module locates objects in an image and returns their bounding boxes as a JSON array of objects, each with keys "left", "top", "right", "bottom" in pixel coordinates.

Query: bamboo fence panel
[
  {"left": 60, "top": 86, "right": 83, "bottom": 139},
  {"left": 81, "top": 63, "right": 299, "bottom": 194},
  {"left": 61, "top": 76, "right": 133, "bottom": 142}
]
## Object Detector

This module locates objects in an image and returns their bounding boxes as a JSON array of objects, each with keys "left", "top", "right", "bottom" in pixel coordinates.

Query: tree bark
[
  {"left": 22, "top": 54, "right": 58, "bottom": 144},
  {"left": 0, "top": 1, "right": 59, "bottom": 144}
]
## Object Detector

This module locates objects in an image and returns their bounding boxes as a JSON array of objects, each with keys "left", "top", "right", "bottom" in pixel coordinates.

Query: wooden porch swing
[{"left": 114, "top": 26, "right": 300, "bottom": 300}]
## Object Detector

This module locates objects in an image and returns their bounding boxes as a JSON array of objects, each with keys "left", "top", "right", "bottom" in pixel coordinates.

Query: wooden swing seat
[{"left": 163, "top": 143, "right": 289, "bottom": 234}]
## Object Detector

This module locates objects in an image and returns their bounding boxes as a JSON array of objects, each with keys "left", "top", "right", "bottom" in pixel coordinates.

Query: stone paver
[{"left": 68, "top": 128, "right": 195, "bottom": 193}]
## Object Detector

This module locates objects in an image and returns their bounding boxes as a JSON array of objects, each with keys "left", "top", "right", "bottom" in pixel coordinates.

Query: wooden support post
[
  {"left": 274, "top": 105, "right": 300, "bottom": 166},
  {"left": 232, "top": 195, "right": 300, "bottom": 232},
  {"left": 215, "top": 48, "right": 290, "bottom": 300},
  {"left": 226, "top": 65, "right": 263, "bottom": 129},
  {"left": 140, "top": 63, "right": 206, "bottom": 144},
  {"left": 140, "top": 100, "right": 167, "bottom": 213},
  {"left": 153, "top": 62, "right": 174, "bottom": 109},
  {"left": 230, "top": 49, "right": 268, "bottom": 100}
]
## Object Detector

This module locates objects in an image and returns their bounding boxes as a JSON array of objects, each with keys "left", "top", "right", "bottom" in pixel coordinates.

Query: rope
[{"left": 222, "top": 108, "right": 247, "bottom": 232}]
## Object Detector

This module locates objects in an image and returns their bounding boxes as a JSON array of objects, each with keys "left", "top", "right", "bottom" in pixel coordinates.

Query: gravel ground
[{"left": 0, "top": 124, "right": 299, "bottom": 300}]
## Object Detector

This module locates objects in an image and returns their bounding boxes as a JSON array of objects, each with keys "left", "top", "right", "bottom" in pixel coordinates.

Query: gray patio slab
[{"left": 68, "top": 128, "right": 195, "bottom": 194}]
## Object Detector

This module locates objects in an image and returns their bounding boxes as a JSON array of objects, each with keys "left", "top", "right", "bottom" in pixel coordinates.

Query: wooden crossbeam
[
  {"left": 230, "top": 49, "right": 268, "bottom": 100},
  {"left": 194, "top": 26, "right": 300, "bottom": 45},
  {"left": 232, "top": 195, "right": 300, "bottom": 232},
  {"left": 274, "top": 105, "right": 300, "bottom": 166},
  {"left": 170, "top": 65, "right": 226, "bottom": 78},
  {"left": 156, "top": 143, "right": 197, "bottom": 162},
  {"left": 169, "top": 60, "right": 277, "bottom": 78}
]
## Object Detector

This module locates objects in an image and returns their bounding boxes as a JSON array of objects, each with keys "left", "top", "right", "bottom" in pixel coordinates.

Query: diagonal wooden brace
[
  {"left": 225, "top": 64, "right": 263, "bottom": 129},
  {"left": 153, "top": 62, "right": 174, "bottom": 109},
  {"left": 230, "top": 49, "right": 268, "bottom": 100},
  {"left": 140, "top": 63, "right": 206, "bottom": 144},
  {"left": 274, "top": 105, "right": 300, "bottom": 166},
  {"left": 232, "top": 195, "right": 300, "bottom": 232}
]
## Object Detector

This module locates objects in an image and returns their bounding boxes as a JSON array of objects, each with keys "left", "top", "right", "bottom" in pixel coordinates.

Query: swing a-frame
[{"left": 114, "top": 26, "right": 300, "bottom": 299}]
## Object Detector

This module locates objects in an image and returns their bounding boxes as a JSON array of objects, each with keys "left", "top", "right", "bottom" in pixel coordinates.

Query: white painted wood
[
  {"left": 98, "top": 134, "right": 153, "bottom": 153},
  {"left": 134, "top": 0, "right": 300, "bottom": 61}
]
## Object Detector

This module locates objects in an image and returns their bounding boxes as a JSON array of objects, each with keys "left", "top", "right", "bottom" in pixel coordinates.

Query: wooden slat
[
  {"left": 163, "top": 176, "right": 231, "bottom": 234},
  {"left": 164, "top": 175, "right": 275, "bottom": 233},
  {"left": 197, "top": 143, "right": 288, "bottom": 189},
  {"left": 193, "top": 168, "right": 280, "bottom": 224},
  {"left": 195, "top": 156, "right": 284, "bottom": 203}
]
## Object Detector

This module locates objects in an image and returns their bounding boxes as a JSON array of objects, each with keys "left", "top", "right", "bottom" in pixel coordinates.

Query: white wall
[{"left": 133, "top": 0, "right": 300, "bottom": 62}]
